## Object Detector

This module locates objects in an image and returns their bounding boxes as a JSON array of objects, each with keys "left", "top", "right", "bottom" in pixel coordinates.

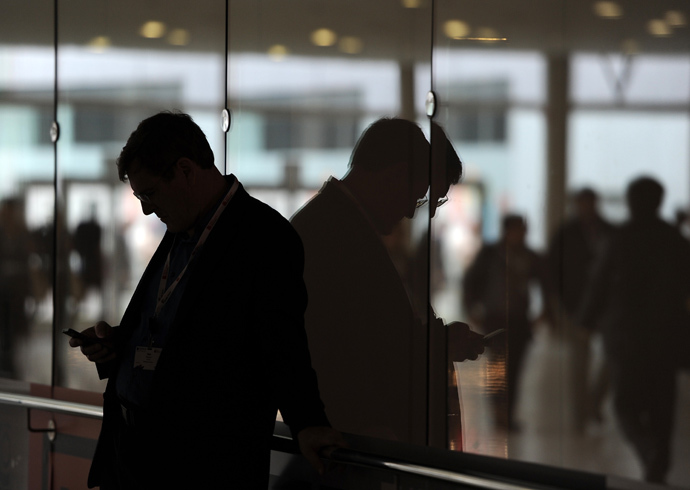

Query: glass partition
[
  {"left": 432, "top": 0, "right": 690, "bottom": 487},
  {"left": 0, "top": 1, "right": 54, "bottom": 487},
  {"left": 229, "top": 0, "right": 441, "bottom": 447},
  {"left": 54, "top": 0, "right": 227, "bottom": 391},
  {"left": 0, "top": 0, "right": 55, "bottom": 390}
]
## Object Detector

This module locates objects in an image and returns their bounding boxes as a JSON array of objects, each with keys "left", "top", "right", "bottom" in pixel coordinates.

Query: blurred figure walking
[
  {"left": 463, "top": 214, "right": 551, "bottom": 431},
  {"left": 579, "top": 176, "right": 690, "bottom": 484},
  {"left": 547, "top": 188, "right": 614, "bottom": 432}
]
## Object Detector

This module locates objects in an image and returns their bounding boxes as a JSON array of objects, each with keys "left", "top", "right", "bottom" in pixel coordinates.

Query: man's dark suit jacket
[
  {"left": 88, "top": 178, "right": 329, "bottom": 489},
  {"left": 291, "top": 178, "right": 428, "bottom": 445}
]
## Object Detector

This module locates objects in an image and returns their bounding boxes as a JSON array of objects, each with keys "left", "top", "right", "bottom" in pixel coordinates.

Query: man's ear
[{"left": 177, "top": 157, "right": 197, "bottom": 185}]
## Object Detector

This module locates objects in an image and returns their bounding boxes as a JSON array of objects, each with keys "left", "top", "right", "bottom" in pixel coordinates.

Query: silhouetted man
[
  {"left": 291, "top": 118, "right": 483, "bottom": 445},
  {"left": 579, "top": 176, "right": 690, "bottom": 484},
  {"left": 69, "top": 111, "right": 344, "bottom": 489}
]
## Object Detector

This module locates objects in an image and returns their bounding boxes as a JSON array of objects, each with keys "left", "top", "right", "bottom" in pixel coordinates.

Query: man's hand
[
  {"left": 297, "top": 426, "right": 347, "bottom": 475},
  {"left": 68, "top": 321, "right": 117, "bottom": 363},
  {"left": 447, "top": 321, "right": 485, "bottom": 361}
]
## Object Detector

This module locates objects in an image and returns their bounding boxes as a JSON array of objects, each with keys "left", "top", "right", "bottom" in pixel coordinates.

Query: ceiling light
[
  {"left": 475, "top": 27, "right": 501, "bottom": 42},
  {"left": 443, "top": 20, "right": 470, "bottom": 39},
  {"left": 167, "top": 29, "right": 190, "bottom": 46},
  {"left": 648, "top": 19, "right": 672, "bottom": 37},
  {"left": 665, "top": 10, "right": 686, "bottom": 27},
  {"left": 268, "top": 44, "right": 289, "bottom": 61},
  {"left": 401, "top": 0, "right": 424, "bottom": 8},
  {"left": 311, "top": 28, "right": 337, "bottom": 47},
  {"left": 593, "top": 1, "right": 623, "bottom": 19},
  {"left": 338, "top": 36, "right": 363, "bottom": 55},
  {"left": 140, "top": 21, "right": 166, "bottom": 39},
  {"left": 86, "top": 36, "right": 111, "bottom": 53}
]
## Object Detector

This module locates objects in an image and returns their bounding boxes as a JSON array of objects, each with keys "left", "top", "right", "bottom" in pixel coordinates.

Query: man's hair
[
  {"left": 431, "top": 122, "right": 463, "bottom": 187},
  {"left": 575, "top": 187, "right": 597, "bottom": 201},
  {"left": 502, "top": 213, "right": 526, "bottom": 232},
  {"left": 349, "top": 117, "right": 429, "bottom": 172},
  {"left": 626, "top": 176, "right": 664, "bottom": 219},
  {"left": 116, "top": 111, "right": 215, "bottom": 182}
]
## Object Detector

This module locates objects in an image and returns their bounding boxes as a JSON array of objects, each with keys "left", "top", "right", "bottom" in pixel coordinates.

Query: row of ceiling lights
[
  {"left": 594, "top": 2, "right": 686, "bottom": 37},
  {"left": 85, "top": 2, "right": 687, "bottom": 56},
  {"left": 268, "top": 29, "right": 364, "bottom": 61},
  {"left": 441, "top": 2, "right": 689, "bottom": 54},
  {"left": 87, "top": 21, "right": 190, "bottom": 52},
  {"left": 273, "top": 16, "right": 504, "bottom": 60}
]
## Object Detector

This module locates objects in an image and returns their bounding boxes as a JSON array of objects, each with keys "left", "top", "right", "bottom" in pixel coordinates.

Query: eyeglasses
[
  {"left": 415, "top": 195, "right": 449, "bottom": 209},
  {"left": 132, "top": 160, "right": 178, "bottom": 203},
  {"left": 133, "top": 184, "right": 161, "bottom": 203}
]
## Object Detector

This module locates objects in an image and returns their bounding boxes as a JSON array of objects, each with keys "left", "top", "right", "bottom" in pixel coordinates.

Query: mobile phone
[
  {"left": 482, "top": 328, "right": 506, "bottom": 344},
  {"left": 62, "top": 328, "right": 102, "bottom": 345}
]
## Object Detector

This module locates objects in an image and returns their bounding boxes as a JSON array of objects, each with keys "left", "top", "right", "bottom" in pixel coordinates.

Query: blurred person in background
[
  {"left": 578, "top": 176, "right": 690, "bottom": 484},
  {"left": 0, "top": 198, "right": 34, "bottom": 378},
  {"left": 463, "top": 214, "right": 551, "bottom": 432},
  {"left": 547, "top": 188, "right": 615, "bottom": 432}
]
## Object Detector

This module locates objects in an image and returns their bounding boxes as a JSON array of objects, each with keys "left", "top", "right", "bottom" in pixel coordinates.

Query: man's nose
[{"left": 141, "top": 201, "right": 155, "bottom": 216}]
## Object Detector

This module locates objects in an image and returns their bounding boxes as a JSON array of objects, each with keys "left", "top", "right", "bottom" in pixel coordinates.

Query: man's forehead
[
  {"left": 127, "top": 158, "right": 146, "bottom": 177},
  {"left": 126, "top": 161, "right": 158, "bottom": 189}
]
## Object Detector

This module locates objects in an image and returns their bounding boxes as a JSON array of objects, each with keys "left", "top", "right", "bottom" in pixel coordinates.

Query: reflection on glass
[
  {"left": 291, "top": 118, "right": 433, "bottom": 444},
  {"left": 434, "top": 0, "right": 690, "bottom": 486}
]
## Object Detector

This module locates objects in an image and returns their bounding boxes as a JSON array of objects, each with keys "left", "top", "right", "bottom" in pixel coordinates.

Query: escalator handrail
[
  {"left": 0, "top": 391, "right": 568, "bottom": 490},
  {"left": 0, "top": 391, "right": 103, "bottom": 419},
  {"left": 327, "top": 447, "right": 545, "bottom": 490}
]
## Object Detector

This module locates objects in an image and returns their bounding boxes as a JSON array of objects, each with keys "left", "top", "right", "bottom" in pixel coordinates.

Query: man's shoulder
[
  {"left": 211, "top": 184, "right": 301, "bottom": 251},
  {"left": 291, "top": 184, "right": 353, "bottom": 235},
  {"left": 291, "top": 193, "right": 327, "bottom": 230},
  {"left": 230, "top": 184, "right": 292, "bottom": 226}
]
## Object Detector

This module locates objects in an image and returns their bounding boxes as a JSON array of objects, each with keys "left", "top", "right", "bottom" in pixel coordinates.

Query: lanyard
[{"left": 154, "top": 178, "right": 239, "bottom": 318}]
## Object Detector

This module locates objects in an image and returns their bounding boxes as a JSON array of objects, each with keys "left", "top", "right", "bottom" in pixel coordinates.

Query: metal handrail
[
  {"left": 0, "top": 392, "right": 103, "bottom": 419},
  {"left": 327, "top": 447, "right": 545, "bottom": 490},
  {"left": 0, "top": 391, "right": 547, "bottom": 490}
]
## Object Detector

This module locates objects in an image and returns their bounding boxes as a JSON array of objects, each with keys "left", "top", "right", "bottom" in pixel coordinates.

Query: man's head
[
  {"left": 626, "top": 176, "right": 664, "bottom": 221},
  {"left": 572, "top": 187, "right": 599, "bottom": 223},
  {"left": 117, "top": 111, "right": 215, "bottom": 182},
  {"left": 346, "top": 118, "right": 431, "bottom": 234},
  {"left": 118, "top": 111, "right": 223, "bottom": 235},
  {"left": 430, "top": 122, "right": 462, "bottom": 218},
  {"left": 502, "top": 213, "right": 527, "bottom": 247}
]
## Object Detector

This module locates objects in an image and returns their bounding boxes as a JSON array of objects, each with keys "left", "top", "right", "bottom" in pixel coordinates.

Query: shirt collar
[{"left": 178, "top": 174, "right": 237, "bottom": 243}]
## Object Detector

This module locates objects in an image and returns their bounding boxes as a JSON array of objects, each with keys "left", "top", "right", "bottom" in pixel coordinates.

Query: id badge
[{"left": 134, "top": 346, "right": 162, "bottom": 370}]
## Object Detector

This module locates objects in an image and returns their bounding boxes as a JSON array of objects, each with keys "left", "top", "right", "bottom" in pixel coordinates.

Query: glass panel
[
  {"left": 432, "top": 3, "right": 549, "bottom": 456},
  {"left": 0, "top": 0, "right": 54, "bottom": 388},
  {"left": 433, "top": 0, "right": 690, "bottom": 487},
  {"left": 230, "top": 0, "right": 436, "bottom": 446},
  {"left": 0, "top": 0, "right": 53, "bottom": 487},
  {"left": 54, "top": 0, "right": 226, "bottom": 392}
]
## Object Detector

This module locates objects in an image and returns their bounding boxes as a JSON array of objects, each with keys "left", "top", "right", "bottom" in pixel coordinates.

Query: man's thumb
[{"left": 94, "top": 322, "right": 111, "bottom": 338}]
